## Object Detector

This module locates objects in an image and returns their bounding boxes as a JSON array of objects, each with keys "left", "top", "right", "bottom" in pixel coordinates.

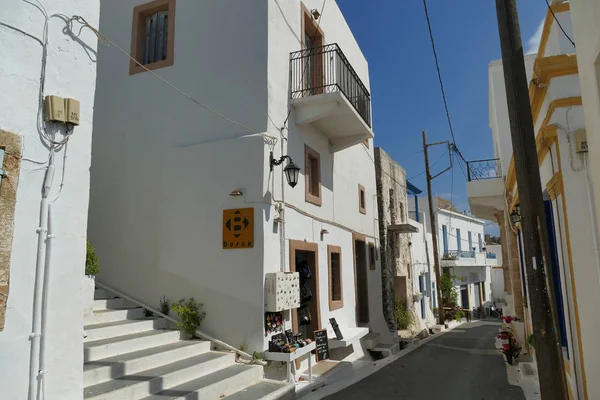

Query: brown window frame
[
  {"left": 363, "top": 139, "right": 369, "bottom": 148},
  {"left": 305, "top": 145, "right": 322, "bottom": 206},
  {"left": 130, "top": 0, "right": 176, "bottom": 76},
  {"left": 368, "top": 242, "right": 376, "bottom": 270},
  {"left": 358, "top": 184, "right": 366, "bottom": 214},
  {"left": 328, "top": 245, "right": 343, "bottom": 310}
]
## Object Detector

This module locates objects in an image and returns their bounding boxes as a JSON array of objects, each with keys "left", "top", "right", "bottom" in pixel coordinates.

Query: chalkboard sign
[
  {"left": 314, "top": 329, "right": 330, "bottom": 361},
  {"left": 329, "top": 318, "right": 343, "bottom": 340}
]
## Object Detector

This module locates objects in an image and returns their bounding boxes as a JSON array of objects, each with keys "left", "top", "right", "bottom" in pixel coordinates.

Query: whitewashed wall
[
  {"left": 569, "top": 1, "right": 600, "bottom": 395},
  {"left": 0, "top": 0, "right": 99, "bottom": 398}
]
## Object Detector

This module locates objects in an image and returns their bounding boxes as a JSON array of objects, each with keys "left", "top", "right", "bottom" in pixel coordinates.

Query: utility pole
[
  {"left": 495, "top": 1, "right": 568, "bottom": 398},
  {"left": 422, "top": 130, "right": 449, "bottom": 326}
]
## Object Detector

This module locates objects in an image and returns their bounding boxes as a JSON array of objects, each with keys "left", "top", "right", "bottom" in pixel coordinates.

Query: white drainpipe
[{"left": 29, "top": 154, "right": 55, "bottom": 400}]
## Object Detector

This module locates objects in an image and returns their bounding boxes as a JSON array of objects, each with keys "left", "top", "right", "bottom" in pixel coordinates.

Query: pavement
[{"left": 316, "top": 321, "right": 527, "bottom": 400}]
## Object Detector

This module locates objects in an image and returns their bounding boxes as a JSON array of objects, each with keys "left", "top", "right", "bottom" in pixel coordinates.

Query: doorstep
[
  {"left": 328, "top": 327, "right": 369, "bottom": 349},
  {"left": 296, "top": 360, "right": 352, "bottom": 397}
]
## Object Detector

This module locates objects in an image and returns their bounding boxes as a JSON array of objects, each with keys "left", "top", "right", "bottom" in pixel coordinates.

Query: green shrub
[
  {"left": 440, "top": 274, "right": 459, "bottom": 308},
  {"left": 395, "top": 301, "right": 413, "bottom": 330},
  {"left": 171, "top": 298, "right": 206, "bottom": 337},
  {"left": 159, "top": 295, "right": 170, "bottom": 315},
  {"left": 528, "top": 333, "right": 535, "bottom": 349},
  {"left": 85, "top": 239, "right": 99, "bottom": 275}
]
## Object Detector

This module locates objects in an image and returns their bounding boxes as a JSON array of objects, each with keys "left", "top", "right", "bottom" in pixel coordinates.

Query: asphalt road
[{"left": 323, "top": 321, "right": 526, "bottom": 400}]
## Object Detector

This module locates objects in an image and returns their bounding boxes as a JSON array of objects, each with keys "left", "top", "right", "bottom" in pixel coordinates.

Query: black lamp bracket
[{"left": 270, "top": 152, "right": 293, "bottom": 171}]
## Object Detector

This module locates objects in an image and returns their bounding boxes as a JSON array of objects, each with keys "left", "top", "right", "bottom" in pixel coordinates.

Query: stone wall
[{"left": 375, "top": 148, "right": 412, "bottom": 333}]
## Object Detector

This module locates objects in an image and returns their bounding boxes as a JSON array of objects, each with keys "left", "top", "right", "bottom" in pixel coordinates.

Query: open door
[{"left": 354, "top": 234, "right": 369, "bottom": 325}]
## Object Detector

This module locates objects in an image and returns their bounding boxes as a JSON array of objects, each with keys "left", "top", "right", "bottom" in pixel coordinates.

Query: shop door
[
  {"left": 355, "top": 238, "right": 370, "bottom": 324},
  {"left": 460, "top": 285, "right": 469, "bottom": 309}
]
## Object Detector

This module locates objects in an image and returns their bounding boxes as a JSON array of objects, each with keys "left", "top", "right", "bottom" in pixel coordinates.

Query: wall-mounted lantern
[
  {"left": 510, "top": 203, "right": 522, "bottom": 224},
  {"left": 270, "top": 152, "right": 300, "bottom": 188}
]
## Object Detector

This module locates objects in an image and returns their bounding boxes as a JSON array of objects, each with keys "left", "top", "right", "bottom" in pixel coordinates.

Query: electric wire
[
  {"left": 544, "top": 0, "right": 575, "bottom": 48},
  {"left": 408, "top": 150, "right": 447, "bottom": 181}
]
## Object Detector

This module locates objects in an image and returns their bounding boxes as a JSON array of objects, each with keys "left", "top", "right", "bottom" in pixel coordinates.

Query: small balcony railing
[
  {"left": 486, "top": 252, "right": 497, "bottom": 259},
  {"left": 442, "top": 251, "right": 475, "bottom": 260},
  {"left": 466, "top": 158, "right": 502, "bottom": 181},
  {"left": 290, "top": 43, "right": 371, "bottom": 127}
]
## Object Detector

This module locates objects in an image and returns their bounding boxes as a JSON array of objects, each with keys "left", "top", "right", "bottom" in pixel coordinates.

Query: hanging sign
[{"left": 223, "top": 208, "right": 254, "bottom": 249}]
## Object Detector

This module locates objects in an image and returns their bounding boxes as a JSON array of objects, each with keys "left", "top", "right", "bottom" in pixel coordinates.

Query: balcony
[
  {"left": 290, "top": 44, "right": 374, "bottom": 152},
  {"left": 441, "top": 251, "right": 498, "bottom": 267},
  {"left": 466, "top": 158, "right": 505, "bottom": 221}
]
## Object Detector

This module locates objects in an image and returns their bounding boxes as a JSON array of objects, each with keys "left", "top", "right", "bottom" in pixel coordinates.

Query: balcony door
[{"left": 302, "top": 5, "right": 324, "bottom": 95}]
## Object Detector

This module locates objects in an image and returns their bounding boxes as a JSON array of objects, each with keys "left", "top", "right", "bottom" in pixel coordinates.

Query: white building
[
  {"left": 468, "top": 2, "right": 599, "bottom": 398},
  {"left": 410, "top": 197, "right": 496, "bottom": 315},
  {"left": 89, "top": 0, "right": 387, "bottom": 381},
  {"left": 0, "top": 1, "right": 100, "bottom": 399}
]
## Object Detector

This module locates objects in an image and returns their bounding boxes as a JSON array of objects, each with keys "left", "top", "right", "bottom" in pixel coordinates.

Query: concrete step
[
  {"left": 84, "top": 351, "right": 235, "bottom": 400},
  {"left": 361, "top": 332, "right": 381, "bottom": 349},
  {"left": 84, "top": 318, "right": 167, "bottom": 343},
  {"left": 85, "top": 307, "right": 146, "bottom": 325},
  {"left": 222, "top": 380, "right": 295, "bottom": 400},
  {"left": 372, "top": 342, "right": 400, "bottom": 357},
  {"left": 519, "top": 362, "right": 537, "bottom": 380},
  {"left": 84, "top": 340, "right": 211, "bottom": 387},
  {"left": 93, "top": 297, "right": 135, "bottom": 310},
  {"left": 94, "top": 288, "right": 119, "bottom": 300},
  {"left": 139, "top": 364, "right": 263, "bottom": 400},
  {"left": 84, "top": 329, "right": 181, "bottom": 363}
]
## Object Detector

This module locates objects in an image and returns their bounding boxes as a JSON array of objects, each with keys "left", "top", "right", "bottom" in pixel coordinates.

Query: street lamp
[
  {"left": 269, "top": 152, "right": 300, "bottom": 188},
  {"left": 510, "top": 203, "right": 522, "bottom": 224}
]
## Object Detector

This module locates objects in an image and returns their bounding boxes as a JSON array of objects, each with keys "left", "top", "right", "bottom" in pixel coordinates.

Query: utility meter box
[
  {"left": 44, "top": 95, "right": 66, "bottom": 122},
  {"left": 65, "top": 98, "right": 80, "bottom": 125},
  {"left": 575, "top": 129, "right": 588, "bottom": 153},
  {"left": 265, "top": 272, "right": 300, "bottom": 312}
]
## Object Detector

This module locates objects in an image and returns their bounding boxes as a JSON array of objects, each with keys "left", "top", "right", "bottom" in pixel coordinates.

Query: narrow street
[{"left": 324, "top": 321, "right": 526, "bottom": 400}]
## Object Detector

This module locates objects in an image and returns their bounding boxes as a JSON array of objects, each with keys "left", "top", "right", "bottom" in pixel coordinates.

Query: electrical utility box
[
  {"left": 265, "top": 272, "right": 300, "bottom": 312},
  {"left": 65, "top": 98, "right": 80, "bottom": 125},
  {"left": 575, "top": 129, "right": 588, "bottom": 153},
  {"left": 44, "top": 95, "right": 66, "bottom": 123}
]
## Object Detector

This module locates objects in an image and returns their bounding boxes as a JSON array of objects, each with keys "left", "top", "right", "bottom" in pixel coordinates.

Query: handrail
[{"left": 94, "top": 280, "right": 265, "bottom": 365}]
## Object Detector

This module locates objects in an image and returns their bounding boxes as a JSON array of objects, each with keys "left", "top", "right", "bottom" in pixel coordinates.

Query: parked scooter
[{"left": 495, "top": 316, "right": 521, "bottom": 364}]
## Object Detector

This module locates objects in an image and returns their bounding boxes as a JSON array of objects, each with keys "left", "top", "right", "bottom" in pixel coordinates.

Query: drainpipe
[
  {"left": 38, "top": 204, "right": 54, "bottom": 399},
  {"left": 279, "top": 133, "right": 286, "bottom": 272},
  {"left": 29, "top": 153, "right": 55, "bottom": 400}
]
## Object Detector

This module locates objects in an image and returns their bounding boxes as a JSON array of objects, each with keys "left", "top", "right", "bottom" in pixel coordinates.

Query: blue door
[
  {"left": 544, "top": 200, "right": 569, "bottom": 353},
  {"left": 419, "top": 276, "right": 425, "bottom": 319},
  {"left": 442, "top": 225, "right": 448, "bottom": 254}
]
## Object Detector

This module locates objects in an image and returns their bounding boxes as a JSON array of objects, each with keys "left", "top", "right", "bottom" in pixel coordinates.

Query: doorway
[
  {"left": 460, "top": 285, "right": 469, "bottom": 309},
  {"left": 354, "top": 235, "right": 369, "bottom": 325},
  {"left": 289, "top": 240, "right": 321, "bottom": 341}
]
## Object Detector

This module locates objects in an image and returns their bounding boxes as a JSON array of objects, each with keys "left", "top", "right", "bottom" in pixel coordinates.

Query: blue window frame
[
  {"left": 468, "top": 231, "right": 472, "bottom": 252},
  {"left": 478, "top": 233, "right": 482, "bottom": 252},
  {"left": 457, "top": 229, "right": 461, "bottom": 252},
  {"left": 442, "top": 225, "right": 448, "bottom": 254}
]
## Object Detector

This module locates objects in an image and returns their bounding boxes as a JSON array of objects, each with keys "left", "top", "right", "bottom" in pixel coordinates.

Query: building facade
[
  {"left": 468, "top": 2, "right": 600, "bottom": 398},
  {"left": 0, "top": 0, "right": 100, "bottom": 398},
  {"left": 88, "top": 0, "right": 387, "bottom": 368},
  {"left": 411, "top": 197, "right": 496, "bottom": 316}
]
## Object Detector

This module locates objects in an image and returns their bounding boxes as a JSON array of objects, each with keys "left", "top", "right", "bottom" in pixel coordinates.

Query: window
[
  {"left": 368, "top": 243, "right": 376, "bottom": 270},
  {"left": 328, "top": 245, "right": 343, "bottom": 310},
  {"left": 478, "top": 233, "right": 482, "bottom": 252},
  {"left": 304, "top": 145, "right": 321, "bottom": 206},
  {"left": 130, "top": 0, "right": 176, "bottom": 75},
  {"left": 468, "top": 231, "right": 473, "bottom": 252},
  {"left": 456, "top": 229, "right": 461, "bottom": 252},
  {"left": 358, "top": 184, "right": 366, "bottom": 214}
]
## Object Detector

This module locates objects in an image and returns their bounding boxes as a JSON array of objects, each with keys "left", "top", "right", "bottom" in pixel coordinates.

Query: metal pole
[{"left": 423, "top": 130, "right": 445, "bottom": 326}]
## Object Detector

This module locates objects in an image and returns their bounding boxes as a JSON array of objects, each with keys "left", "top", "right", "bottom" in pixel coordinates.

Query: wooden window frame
[
  {"left": 368, "top": 242, "right": 376, "bottom": 270},
  {"left": 130, "top": 0, "right": 176, "bottom": 76},
  {"left": 358, "top": 184, "right": 366, "bottom": 214},
  {"left": 304, "top": 145, "right": 322, "bottom": 206},
  {"left": 328, "top": 245, "right": 343, "bottom": 311},
  {"left": 301, "top": 3, "right": 325, "bottom": 94}
]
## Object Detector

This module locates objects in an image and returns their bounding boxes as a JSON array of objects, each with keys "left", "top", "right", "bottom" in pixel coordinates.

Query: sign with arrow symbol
[{"left": 223, "top": 208, "right": 254, "bottom": 249}]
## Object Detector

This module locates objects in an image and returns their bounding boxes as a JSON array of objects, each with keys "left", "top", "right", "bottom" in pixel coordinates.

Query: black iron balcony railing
[
  {"left": 466, "top": 158, "right": 502, "bottom": 181},
  {"left": 290, "top": 43, "right": 372, "bottom": 127}
]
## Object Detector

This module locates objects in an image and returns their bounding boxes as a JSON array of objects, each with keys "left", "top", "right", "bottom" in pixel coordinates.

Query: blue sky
[{"left": 337, "top": 0, "right": 547, "bottom": 233}]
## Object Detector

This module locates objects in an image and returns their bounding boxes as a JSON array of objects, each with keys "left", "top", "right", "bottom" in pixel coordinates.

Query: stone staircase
[{"left": 84, "top": 287, "right": 294, "bottom": 400}]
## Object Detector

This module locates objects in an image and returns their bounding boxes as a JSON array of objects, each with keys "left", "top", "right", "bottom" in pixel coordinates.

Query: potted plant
[
  {"left": 83, "top": 239, "right": 99, "bottom": 318},
  {"left": 171, "top": 298, "right": 206, "bottom": 340}
]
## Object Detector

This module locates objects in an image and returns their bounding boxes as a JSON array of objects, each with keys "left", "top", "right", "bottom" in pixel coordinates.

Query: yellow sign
[{"left": 223, "top": 208, "right": 254, "bottom": 249}]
